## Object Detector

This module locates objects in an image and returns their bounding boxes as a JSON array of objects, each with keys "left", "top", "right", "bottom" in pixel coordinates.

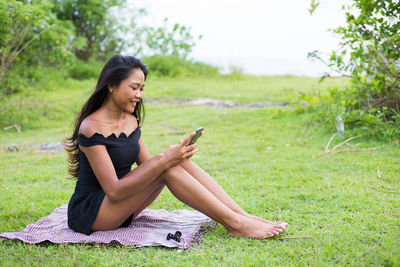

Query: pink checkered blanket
[{"left": 0, "top": 205, "right": 215, "bottom": 249}]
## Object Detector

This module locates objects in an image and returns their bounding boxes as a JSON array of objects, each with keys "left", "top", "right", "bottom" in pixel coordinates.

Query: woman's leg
[
  {"left": 179, "top": 159, "right": 287, "bottom": 226},
  {"left": 179, "top": 159, "right": 247, "bottom": 215},
  {"left": 160, "top": 165, "right": 286, "bottom": 238},
  {"left": 132, "top": 184, "right": 165, "bottom": 219},
  {"left": 91, "top": 178, "right": 165, "bottom": 231},
  {"left": 92, "top": 165, "right": 285, "bottom": 238}
]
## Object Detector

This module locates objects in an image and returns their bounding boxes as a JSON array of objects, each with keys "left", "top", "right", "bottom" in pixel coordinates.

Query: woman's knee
[{"left": 162, "top": 165, "right": 184, "bottom": 181}]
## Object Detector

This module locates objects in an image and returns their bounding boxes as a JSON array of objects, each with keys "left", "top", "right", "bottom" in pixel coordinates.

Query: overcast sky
[{"left": 132, "top": 0, "right": 349, "bottom": 76}]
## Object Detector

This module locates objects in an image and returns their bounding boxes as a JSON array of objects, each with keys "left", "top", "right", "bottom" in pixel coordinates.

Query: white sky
[{"left": 132, "top": 0, "right": 350, "bottom": 76}]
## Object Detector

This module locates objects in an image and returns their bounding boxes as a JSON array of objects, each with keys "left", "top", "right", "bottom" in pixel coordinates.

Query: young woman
[{"left": 65, "top": 55, "right": 288, "bottom": 238}]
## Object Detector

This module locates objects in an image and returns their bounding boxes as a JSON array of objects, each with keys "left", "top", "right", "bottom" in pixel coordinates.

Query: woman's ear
[{"left": 107, "top": 85, "right": 115, "bottom": 94}]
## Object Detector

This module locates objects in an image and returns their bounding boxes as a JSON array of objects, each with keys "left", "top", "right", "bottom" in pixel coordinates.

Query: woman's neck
[{"left": 102, "top": 98, "right": 125, "bottom": 123}]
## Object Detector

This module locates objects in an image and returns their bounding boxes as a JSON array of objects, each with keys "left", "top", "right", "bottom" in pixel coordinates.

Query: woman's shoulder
[
  {"left": 77, "top": 113, "right": 110, "bottom": 147},
  {"left": 79, "top": 111, "right": 138, "bottom": 139},
  {"left": 125, "top": 112, "right": 139, "bottom": 126},
  {"left": 79, "top": 112, "right": 104, "bottom": 139}
]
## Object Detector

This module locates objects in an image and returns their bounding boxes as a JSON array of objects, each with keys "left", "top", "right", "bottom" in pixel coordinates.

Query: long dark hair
[{"left": 65, "top": 55, "right": 148, "bottom": 178}]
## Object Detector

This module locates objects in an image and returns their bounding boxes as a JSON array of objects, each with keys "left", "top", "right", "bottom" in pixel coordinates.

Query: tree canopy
[
  {"left": 1, "top": 0, "right": 200, "bottom": 95},
  {"left": 310, "top": 0, "right": 400, "bottom": 139}
]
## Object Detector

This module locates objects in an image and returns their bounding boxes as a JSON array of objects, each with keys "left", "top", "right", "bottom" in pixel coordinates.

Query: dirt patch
[
  {"left": 38, "top": 142, "right": 64, "bottom": 152},
  {"left": 145, "top": 98, "right": 291, "bottom": 109}
]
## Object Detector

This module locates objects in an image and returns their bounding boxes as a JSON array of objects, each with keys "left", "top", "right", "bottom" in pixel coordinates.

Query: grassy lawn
[{"left": 0, "top": 75, "right": 399, "bottom": 266}]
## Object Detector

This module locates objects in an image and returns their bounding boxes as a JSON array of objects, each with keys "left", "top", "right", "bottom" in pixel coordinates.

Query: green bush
[
  {"left": 309, "top": 0, "right": 400, "bottom": 140},
  {"left": 0, "top": 63, "right": 93, "bottom": 129},
  {"left": 291, "top": 85, "right": 400, "bottom": 140},
  {"left": 0, "top": 0, "right": 72, "bottom": 95},
  {"left": 327, "top": 86, "right": 400, "bottom": 139},
  {"left": 68, "top": 58, "right": 102, "bottom": 80},
  {"left": 0, "top": 61, "right": 72, "bottom": 95},
  {"left": 142, "top": 55, "right": 219, "bottom": 78},
  {"left": 0, "top": 63, "right": 30, "bottom": 95}
]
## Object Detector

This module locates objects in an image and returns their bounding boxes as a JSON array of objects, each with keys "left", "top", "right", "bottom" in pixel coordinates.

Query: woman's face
[{"left": 110, "top": 68, "right": 145, "bottom": 113}]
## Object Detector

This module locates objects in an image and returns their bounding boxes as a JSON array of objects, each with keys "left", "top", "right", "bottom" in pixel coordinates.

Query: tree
[
  {"left": 51, "top": 0, "right": 129, "bottom": 61},
  {"left": 309, "top": 0, "right": 400, "bottom": 138},
  {"left": 0, "top": 0, "right": 71, "bottom": 94},
  {"left": 144, "top": 18, "right": 201, "bottom": 59},
  {"left": 0, "top": 0, "right": 203, "bottom": 95},
  {"left": 51, "top": 0, "right": 199, "bottom": 61}
]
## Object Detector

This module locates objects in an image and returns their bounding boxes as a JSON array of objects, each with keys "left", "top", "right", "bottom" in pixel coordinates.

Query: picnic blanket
[{"left": 0, "top": 204, "right": 215, "bottom": 249}]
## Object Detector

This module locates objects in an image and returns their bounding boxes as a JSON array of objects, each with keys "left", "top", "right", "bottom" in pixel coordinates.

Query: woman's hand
[{"left": 162, "top": 132, "right": 199, "bottom": 169}]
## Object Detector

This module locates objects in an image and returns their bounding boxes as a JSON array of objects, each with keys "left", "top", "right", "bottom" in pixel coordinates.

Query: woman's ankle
[{"left": 222, "top": 213, "right": 245, "bottom": 231}]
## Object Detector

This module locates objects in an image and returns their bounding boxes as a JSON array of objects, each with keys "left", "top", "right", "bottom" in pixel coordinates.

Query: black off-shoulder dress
[{"left": 67, "top": 125, "right": 141, "bottom": 235}]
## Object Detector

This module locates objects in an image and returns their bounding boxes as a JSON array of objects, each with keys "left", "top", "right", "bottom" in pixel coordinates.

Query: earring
[{"left": 109, "top": 89, "right": 113, "bottom": 94}]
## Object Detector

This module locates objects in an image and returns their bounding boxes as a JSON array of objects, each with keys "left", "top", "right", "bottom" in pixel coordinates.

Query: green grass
[
  {"left": 145, "top": 75, "right": 348, "bottom": 104},
  {"left": 0, "top": 75, "right": 399, "bottom": 266}
]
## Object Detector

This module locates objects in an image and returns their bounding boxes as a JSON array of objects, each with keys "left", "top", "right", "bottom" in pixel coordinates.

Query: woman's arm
[
  {"left": 136, "top": 136, "right": 151, "bottom": 165},
  {"left": 80, "top": 132, "right": 197, "bottom": 202}
]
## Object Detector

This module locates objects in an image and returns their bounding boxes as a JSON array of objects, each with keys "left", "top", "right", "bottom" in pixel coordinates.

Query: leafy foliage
[
  {"left": 68, "top": 57, "right": 103, "bottom": 80},
  {"left": 144, "top": 18, "right": 200, "bottom": 59},
  {"left": 142, "top": 55, "right": 219, "bottom": 78},
  {"left": 50, "top": 0, "right": 132, "bottom": 61},
  {"left": 1, "top": 0, "right": 205, "bottom": 95},
  {"left": 0, "top": 0, "right": 72, "bottom": 95},
  {"left": 309, "top": 0, "right": 400, "bottom": 139},
  {"left": 50, "top": 1, "right": 200, "bottom": 61}
]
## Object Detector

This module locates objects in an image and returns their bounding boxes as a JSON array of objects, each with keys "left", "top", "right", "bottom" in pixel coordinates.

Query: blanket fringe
[{"left": 183, "top": 220, "right": 217, "bottom": 249}]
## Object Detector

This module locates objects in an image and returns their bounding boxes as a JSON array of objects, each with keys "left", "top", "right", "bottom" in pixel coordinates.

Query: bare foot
[
  {"left": 245, "top": 213, "right": 288, "bottom": 228},
  {"left": 238, "top": 211, "right": 288, "bottom": 228},
  {"left": 226, "top": 216, "right": 286, "bottom": 239}
]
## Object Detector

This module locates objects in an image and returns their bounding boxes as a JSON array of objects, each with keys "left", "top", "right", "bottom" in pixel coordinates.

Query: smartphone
[{"left": 187, "top": 127, "right": 204, "bottom": 146}]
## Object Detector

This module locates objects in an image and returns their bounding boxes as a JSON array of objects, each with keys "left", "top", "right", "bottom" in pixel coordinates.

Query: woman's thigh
[{"left": 91, "top": 178, "right": 164, "bottom": 231}]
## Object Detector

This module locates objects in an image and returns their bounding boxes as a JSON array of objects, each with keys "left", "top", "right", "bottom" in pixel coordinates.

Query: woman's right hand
[{"left": 162, "top": 132, "right": 198, "bottom": 168}]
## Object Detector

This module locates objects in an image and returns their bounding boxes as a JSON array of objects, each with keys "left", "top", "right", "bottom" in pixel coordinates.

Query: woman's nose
[{"left": 136, "top": 90, "right": 142, "bottom": 98}]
